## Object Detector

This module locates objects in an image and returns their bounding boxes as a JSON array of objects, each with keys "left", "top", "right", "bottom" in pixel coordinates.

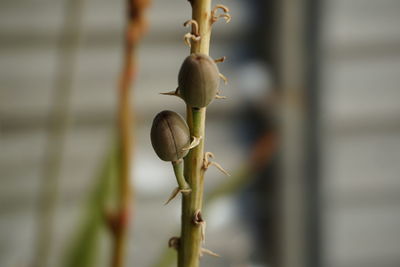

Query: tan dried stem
[{"left": 111, "top": 1, "right": 149, "bottom": 267}]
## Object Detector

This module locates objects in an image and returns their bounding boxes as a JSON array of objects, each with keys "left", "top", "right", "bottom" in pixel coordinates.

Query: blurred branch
[
  {"left": 32, "top": 0, "right": 84, "bottom": 266},
  {"left": 110, "top": 1, "right": 150, "bottom": 267}
]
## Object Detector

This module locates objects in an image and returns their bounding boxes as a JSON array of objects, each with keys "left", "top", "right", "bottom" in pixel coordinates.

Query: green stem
[
  {"left": 180, "top": 1, "right": 212, "bottom": 266},
  {"left": 172, "top": 160, "right": 190, "bottom": 191},
  {"left": 180, "top": 108, "right": 207, "bottom": 267}
]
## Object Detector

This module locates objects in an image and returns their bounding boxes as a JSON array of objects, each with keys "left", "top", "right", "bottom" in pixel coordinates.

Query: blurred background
[{"left": 1, "top": 0, "right": 400, "bottom": 267}]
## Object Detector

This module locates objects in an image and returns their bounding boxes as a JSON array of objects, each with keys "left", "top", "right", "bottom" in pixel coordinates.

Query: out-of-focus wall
[{"left": 321, "top": 0, "right": 400, "bottom": 266}]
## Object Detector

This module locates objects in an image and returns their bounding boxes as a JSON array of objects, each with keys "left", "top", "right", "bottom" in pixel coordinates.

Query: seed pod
[
  {"left": 178, "top": 53, "right": 220, "bottom": 108},
  {"left": 151, "top": 110, "right": 191, "bottom": 162}
]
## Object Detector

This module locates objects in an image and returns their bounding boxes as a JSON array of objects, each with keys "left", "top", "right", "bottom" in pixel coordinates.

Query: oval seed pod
[
  {"left": 151, "top": 110, "right": 191, "bottom": 162},
  {"left": 178, "top": 53, "right": 220, "bottom": 108}
]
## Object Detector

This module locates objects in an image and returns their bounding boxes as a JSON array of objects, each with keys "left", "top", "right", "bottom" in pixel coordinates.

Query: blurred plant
[
  {"left": 63, "top": 1, "right": 150, "bottom": 267},
  {"left": 32, "top": 0, "right": 83, "bottom": 266},
  {"left": 151, "top": 1, "right": 232, "bottom": 266},
  {"left": 63, "top": 148, "right": 118, "bottom": 267}
]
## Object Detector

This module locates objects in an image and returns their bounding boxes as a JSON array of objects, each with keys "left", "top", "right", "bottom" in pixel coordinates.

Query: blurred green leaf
[{"left": 63, "top": 146, "right": 118, "bottom": 267}]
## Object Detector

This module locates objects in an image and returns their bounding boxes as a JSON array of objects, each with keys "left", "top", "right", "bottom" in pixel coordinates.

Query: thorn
[
  {"left": 209, "top": 161, "right": 231, "bottom": 176},
  {"left": 211, "top": 4, "right": 231, "bottom": 24},
  {"left": 168, "top": 237, "right": 180, "bottom": 250},
  {"left": 201, "top": 247, "right": 220, "bottom": 257},
  {"left": 164, "top": 187, "right": 191, "bottom": 205},
  {"left": 214, "top": 56, "right": 226, "bottom": 63},
  {"left": 183, "top": 20, "right": 201, "bottom": 47},
  {"left": 219, "top": 73, "right": 228, "bottom": 85},
  {"left": 182, "top": 136, "right": 202, "bottom": 151},
  {"left": 164, "top": 187, "right": 180, "bottom": 205},
  {"left": 160, "top": 87, "right": 180, "bottom": 97},
  {"left": 203, "top": 152, "right": 231, "bottom": 176},
  {"left": 159, "top": 90, "right": 177, "bottom": 96}
]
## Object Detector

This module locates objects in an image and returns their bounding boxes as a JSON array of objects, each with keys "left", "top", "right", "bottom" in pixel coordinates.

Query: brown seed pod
[
  {"left": 151, "top": 110, "right": 191, "bottom": 162},
  {"left": 178, "top": 53, "right": 220, "bottom": 108}
]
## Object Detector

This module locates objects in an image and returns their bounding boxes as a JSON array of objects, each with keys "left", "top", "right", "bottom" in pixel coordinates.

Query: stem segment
[
  {"left": 172, "top": 160, "right": 191, "bottom": 191},
  {"left": 180, "top": 107, "right": 207, "bottom": 267}
]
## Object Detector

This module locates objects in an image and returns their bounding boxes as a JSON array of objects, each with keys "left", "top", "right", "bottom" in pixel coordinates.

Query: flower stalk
[
  {"left": 151, "top": 1, "right": 230, "bottom": 265},
  {"left": 179, "top": 0, "right": 232, "bottom": 266}
]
